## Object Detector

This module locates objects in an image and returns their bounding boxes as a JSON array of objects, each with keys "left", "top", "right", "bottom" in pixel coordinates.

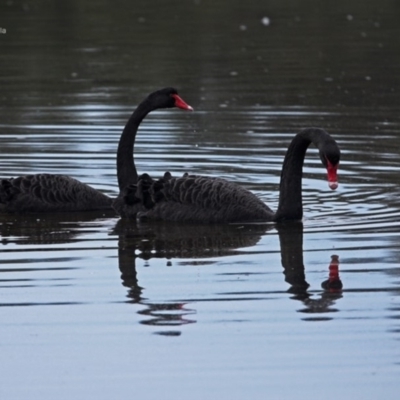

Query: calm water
[{"left": 1, "top": 1, "right": 400, "bottom": 399}]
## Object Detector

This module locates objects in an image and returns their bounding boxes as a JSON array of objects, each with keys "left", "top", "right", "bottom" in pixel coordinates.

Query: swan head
[{"left": 148, "top": 87, "right": 193, "bottom": 111}]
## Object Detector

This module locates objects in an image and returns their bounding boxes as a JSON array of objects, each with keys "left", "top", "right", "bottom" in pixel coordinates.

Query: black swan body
[
  {"left": 0, "top": 88, "right": 192, "bottom": 213},
  {"left": 0, "top": 174, "right": 112, "bottom": 213},
  {"left": 112, "top": 87, "right": 193, "bottom": 215},
  {"left": 118, "top": 128, "right": 340, "bottom": 223}
]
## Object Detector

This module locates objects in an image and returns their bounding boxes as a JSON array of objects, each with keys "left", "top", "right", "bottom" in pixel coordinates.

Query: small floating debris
[{"left": 261, "top": 17, "right": 271, "bottom": 26}]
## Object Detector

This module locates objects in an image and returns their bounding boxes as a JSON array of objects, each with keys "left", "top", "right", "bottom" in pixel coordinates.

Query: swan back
[
  {"left": 123, "top": 173, "right": 273, "bottom": 223},
  {"left": 0, "top": 174, "right": 112, "bottom": 212}
]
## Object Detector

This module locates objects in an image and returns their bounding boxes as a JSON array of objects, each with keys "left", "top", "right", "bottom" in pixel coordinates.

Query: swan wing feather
[
  {"left": 134, "top": 174, "right": 273, "bottom": 223},
  {"left": 0, "top": 174, "right": 112, "bottom": 212}
]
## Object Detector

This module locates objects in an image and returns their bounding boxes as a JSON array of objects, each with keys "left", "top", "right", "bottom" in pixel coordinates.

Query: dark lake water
[{"left": 1, "top": 1, "right": 400, "bottom": 399}]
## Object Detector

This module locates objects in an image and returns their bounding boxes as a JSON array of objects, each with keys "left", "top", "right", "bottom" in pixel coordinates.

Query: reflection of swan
[
  {"left": 117, "top": 238, "right": 196, "bottom": 330},
  {"left": 114, "top": 219, "right": 268, "bottom": 259},
  {"left": 277, "top": 222, "right": 343, "bottom": 318},
  {"left": 116, "top": 220, "right": 269, "bottom": 329},
  {"left": 121, "top": 128, "right": 340, "bottom": 223},
  {"left": 116, "top": 221, "right": 343, "bottom": 328},
  {"left": 0, "top": 210, "right": 115, "bottom": 245}
]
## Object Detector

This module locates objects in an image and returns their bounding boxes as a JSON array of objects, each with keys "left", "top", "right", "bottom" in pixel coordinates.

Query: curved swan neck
[
  {"left": 274, "top": 128, "right": 329, "bottom": 221},
  {"left": 117, "top": 100, "right": 152, "bottom": 191}
]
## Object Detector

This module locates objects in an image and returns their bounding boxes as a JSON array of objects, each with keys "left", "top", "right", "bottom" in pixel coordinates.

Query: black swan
[
  {"left": 112, "top": 87, "right": 193, "bottom": 215},
  {"left": 0, "top": 88, "right": 192, "bottom": 213},
  {"left": 0, "top": 173, "right": 113, "bottom": 213},
  {"left": 117, "top": 127, "right": 340, "bottom": 223}
]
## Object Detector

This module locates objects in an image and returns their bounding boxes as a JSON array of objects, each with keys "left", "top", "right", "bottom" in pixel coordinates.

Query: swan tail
[
  {"left": 124, "top": 173, "right": 156, "bottom": 209},
  {"left": 113, "top": 172, "right": 162, "bottom": 217}
]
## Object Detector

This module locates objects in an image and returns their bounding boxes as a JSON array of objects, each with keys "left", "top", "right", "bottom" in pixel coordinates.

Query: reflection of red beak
[
  {"left": 327, "top": 160, "right": 338, "bottom": 190},
  {"left": 328, "top": 254, "right": 342, "bottom": 291},
  {"left": 172, "top": 94, "right": 194, "bottom": 111},
  {"left": 329, "top": 255, "right": 339, "bottom": 279}
]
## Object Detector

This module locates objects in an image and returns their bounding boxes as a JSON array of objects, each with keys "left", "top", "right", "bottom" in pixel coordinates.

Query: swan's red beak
[
  {"left": 327, "top": 160, "right": 338, "bottom": 190},
  {"left": 172, "top": 94, "right": 194, "bottom": 111}
]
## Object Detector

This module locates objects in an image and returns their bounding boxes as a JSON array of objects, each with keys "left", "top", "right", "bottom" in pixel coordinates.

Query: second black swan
[{"left": 117, "top": 127, "right": 340, "bottom": 223}]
